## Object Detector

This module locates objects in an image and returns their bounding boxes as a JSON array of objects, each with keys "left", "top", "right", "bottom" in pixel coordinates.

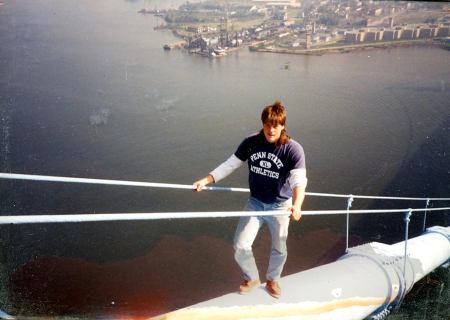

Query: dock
[{"left": 163, "top": 41, "right": 186, "bottom": 50}]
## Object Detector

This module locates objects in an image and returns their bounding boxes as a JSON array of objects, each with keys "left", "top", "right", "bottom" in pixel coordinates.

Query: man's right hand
[
  {"left": 193, "top": 174, "right": 214, "bottom": 192},
  {"left": 289, "top": 206, "right": 302, "bottom": 221}
]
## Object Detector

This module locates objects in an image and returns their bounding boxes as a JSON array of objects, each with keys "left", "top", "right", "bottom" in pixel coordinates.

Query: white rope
[
  {"left": 0, "top": 173, "right": 249, "bottom": 192},
  {"left": 307, "top": 192, "right": 450, "bottom": 201},
  {"left": 1, "top": 172, "right": 450, "bottom": 201},
  {"left": 0, "top": 207, "right": 449, "bottom": 225}
]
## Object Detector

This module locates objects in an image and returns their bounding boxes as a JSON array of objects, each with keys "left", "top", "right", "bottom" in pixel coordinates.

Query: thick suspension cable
[
  {"left": 0, "top": 207, "right": 449, "bottom": 225},
  {"left": 0, "top": 173, "right": 249, "bottom": 192},
  {"left": 1, "top": 173, "right": 449, "bottom": 201}
]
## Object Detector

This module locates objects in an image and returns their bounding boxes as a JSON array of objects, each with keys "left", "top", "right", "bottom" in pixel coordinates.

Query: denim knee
[{"left": 272, "top": 244, "right": 287, "bottom": 256}]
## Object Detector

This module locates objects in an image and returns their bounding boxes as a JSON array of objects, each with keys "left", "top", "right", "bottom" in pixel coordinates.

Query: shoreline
[
  {"left": 165, "top": 27, "right": 442, "bottom": 57},
  {"left": 250, "top": 39, "right": 440, "bottom": 56}
]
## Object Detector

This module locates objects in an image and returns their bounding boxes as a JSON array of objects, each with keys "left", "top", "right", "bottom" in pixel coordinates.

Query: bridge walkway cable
[
  {"left": 1, "top": 172, "right": 450, "bottom": 201},
  {"left": 0, "top": 172, "right": 448, "bottom": 226},
  {"left": 0, "top": 172, "right": 449, "bottom": 320}
]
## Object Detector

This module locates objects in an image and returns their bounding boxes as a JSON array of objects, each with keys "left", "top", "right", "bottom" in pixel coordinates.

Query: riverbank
[
  {"left": 165, "top": 25, "right": 441, "bottom": 57},
  {"left": 250, "top": 39, "right": 440, "bottom": 56}
]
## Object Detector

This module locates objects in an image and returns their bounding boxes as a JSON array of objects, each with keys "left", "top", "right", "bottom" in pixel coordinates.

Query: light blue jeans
[{"left": 233, "top": 196, "right": 291, "bottom": 282}]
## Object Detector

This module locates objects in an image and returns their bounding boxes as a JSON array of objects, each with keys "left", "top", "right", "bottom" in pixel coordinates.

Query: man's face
[{"left": 263, "top": 122, "right": 285, "bottom": 143}]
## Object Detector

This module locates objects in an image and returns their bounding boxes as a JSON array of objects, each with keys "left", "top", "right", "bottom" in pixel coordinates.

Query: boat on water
[
  {"left": 138, "top": 9, "right": 165, "bottom": 15},
  {"left": 208, "top": 47, "right": 227, "bottom": 57},
  {"left": 163, "top": 42, "right": 186, "bottom": 50},
  {"left": 213, "top": 47, "right": 227, "bottom": 56}
]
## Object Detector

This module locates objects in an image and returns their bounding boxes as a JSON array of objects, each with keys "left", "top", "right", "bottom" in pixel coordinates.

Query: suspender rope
[
  {"left": 403, "top": 209, "right": 413, "bottom": 277},
  {"left": 422, "top": 198, "right": 430, "bottom": 232},
  {"left": 398, "top": 209, "right": 413, "bottom": 309},
  {"left": 345, "top": 195, "right": 354, "bottom": 253}
]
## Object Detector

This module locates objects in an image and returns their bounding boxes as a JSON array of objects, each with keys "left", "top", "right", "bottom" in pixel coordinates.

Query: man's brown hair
[
  {"left": 261, "top": 100, "right": 286, "bottom": 126},
  {"left": 260, "top": 100, "right": 290, "bottom": 145}
]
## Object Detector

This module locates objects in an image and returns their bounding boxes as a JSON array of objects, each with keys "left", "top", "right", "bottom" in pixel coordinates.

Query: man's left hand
[{"left": 289, "top": 206, "right": 302, "bottom": 221}]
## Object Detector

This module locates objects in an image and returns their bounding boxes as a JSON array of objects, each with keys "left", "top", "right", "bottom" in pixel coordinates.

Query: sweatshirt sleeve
[
  {"left": 288, "top": 168, "right": 308, "bottom": 188},
  {"left": 209, "top": 154, "right": 244, "bottom": 183},
  {"left": 288, "top": 141, "right": 307, "bottom": 188}
]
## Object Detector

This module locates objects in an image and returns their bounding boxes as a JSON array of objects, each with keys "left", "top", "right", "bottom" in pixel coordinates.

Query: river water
[{"left": 0, "top": 0, "right": 449, "bottom": 318}]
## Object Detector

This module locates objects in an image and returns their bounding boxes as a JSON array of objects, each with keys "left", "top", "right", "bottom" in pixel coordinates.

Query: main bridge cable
[
  {"left": 1, "top": 172, "right": 450, "bottom": 201},
  {"left": 1, "top": 175, "right": 448, "bottom": 320},
  {"left": 0, "top": 207, "right": 449, "bottom": 225},
  {"left": 1, "top": 174, "right": 448, "bottom": 320},
  {"left": 0, "top": 172, "right": 449, "bottom": 224}
]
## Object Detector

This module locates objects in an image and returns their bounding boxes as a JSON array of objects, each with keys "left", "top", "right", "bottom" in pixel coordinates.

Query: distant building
[
  {"left": 305, "top": 30, "right": 311, "bottom": 49},
  {"left": 414, "top": 26, "right": 421, "bottom": 38},
  {"left": 320, "top": 34, "right": 331, "bottom": 42},
  {"left": 401, "top": 29, "right": 415, "bottom": 40},
  {"left": 251, "top": 0, "right": 300, "bottom": 8},
  {"left": 345, "top": 32, "right": 358, "bottom": 43},
  {"left": 273, "top": 8, "right": 288, "bottom": 20},
  {"left": 357, "top": 30, "right": 366, "bottom": 42},
  {"left": 419, "top": 28, "right": 433, "bottom": 39},
  {"left": 389, "top": 17, "right": 394, "bottom": 28},
  {"left": 278, "top": 32, "right": 290, "bottom": 38},
  {"left": 437, "top": 26, "right": 450, "bottom": 37},
  {"left": 431, "top": 27, "right": 439, "bottom": 37},
  {"left": 186, "top": 26, "right": 202, "bottom": 34},
  {"left": 188, "top": 37, "right": 208, "bottom": 51},
  {"left": 365, "top": 30, "right": 378, "bottom": 42},
  {"left": 369, "top": 8, "right": 383, "bottom": 16},
  {"left": 202, "top": 26, "right": 217, "bottom": 33},
  {"left": 383, "top": 30, "right": 394, "bottom": 41},
  {"left": 338, "top": 23, "right": 445, "bottom": 44}
]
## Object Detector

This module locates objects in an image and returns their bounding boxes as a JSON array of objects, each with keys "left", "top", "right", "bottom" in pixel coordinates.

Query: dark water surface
[{"left": 0, "top": 0, "right": 449, "bottom": 318}]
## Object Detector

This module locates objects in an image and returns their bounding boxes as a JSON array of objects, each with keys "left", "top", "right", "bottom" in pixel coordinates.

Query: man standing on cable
[{"left": 193, "top": 100, "right": 307, "bottom": 299}]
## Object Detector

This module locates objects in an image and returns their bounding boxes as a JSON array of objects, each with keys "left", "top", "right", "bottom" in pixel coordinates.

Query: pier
[{"left": 163, "top": 41, "right": 186, "bottom": 50}]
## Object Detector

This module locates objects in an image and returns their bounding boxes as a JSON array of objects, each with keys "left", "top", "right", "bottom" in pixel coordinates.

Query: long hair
[{"left": 260, "top": 100, "right": 290, "bottom": 145}]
